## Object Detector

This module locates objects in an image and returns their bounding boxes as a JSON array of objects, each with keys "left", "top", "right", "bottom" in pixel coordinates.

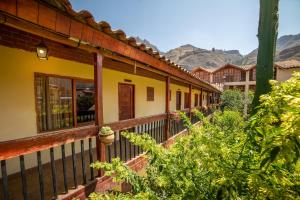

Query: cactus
[{"left": 252, "top": 0, "right": 279, "bottom": 109}]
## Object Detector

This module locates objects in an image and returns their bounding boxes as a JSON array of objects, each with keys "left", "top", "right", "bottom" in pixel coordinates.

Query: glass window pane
[
  {"left": 36, "top": 75, "right": 47, "bottom": 132},
  {"left": 47, "top": 77, "right": 73, "bottom": 130},
  {"left": 76, "top": 81, "right": 95, "bottom": 124},
  {"left": 35, "top": 75, "right": 73, "bottom": 132}
]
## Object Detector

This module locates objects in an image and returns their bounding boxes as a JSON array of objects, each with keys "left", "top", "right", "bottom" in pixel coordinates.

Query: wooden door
[
  {"left": 118, "top": 83, "right": 135, "bottom": 120},
  {"left": 194, "top": 94, "right": 198, "bottom": 107},
  {"left": 184, "top": 92, "right": 189, "bottom": 109},
  {"left": 176, "top": 91, "right": 181, "bottom": 110}
]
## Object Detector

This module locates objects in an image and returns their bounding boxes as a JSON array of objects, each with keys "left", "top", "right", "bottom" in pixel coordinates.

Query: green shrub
[
  {"left": 89, "top": 73, "right": 300, "bottom": 200},
  {"left": 220, "top": 89, "right": 244, "bottom": 113}
]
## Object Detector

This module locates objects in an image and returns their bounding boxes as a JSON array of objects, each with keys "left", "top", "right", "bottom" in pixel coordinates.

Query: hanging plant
[{"left": 99, "top": 126, "right": 115, "bottom": 145}]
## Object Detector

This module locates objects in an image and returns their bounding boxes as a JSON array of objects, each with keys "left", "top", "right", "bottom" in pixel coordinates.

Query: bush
[
  {"left": 220, "top": 89, "right": 244, "bottom": 112},
  {"left": 89, "top": 73, "right": 300, "bottom": 200}
]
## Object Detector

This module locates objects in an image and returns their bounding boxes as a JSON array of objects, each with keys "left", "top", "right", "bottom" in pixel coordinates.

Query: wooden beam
[
  {"left": 94, "top": 53, "right": 104, "bottom": 176},
  {"left": 103, "top": 58, "right": 165, "bottom": 82},
  {"left": 106, "top": 113, "right": 167, "bottom": 131},
  {"left": 0, "top": 125, "right": 98, "bottom": 160},
  {"left": 207, "top": 92, "right": 210, "bottom": 107},
  {"left": 165, "top": 76, "right": 170, "bottom": 141},
  {"left": 200, "top": 88, "right": 203, "bottom": 108},
  {"left": 0, "top": 10, "right": 219, "bottom": 93}
]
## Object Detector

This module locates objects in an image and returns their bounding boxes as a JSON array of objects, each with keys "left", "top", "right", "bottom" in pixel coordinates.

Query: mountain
[
  {"left": 135, "top": 33, "right": 300, "bottom": 71},
  {"left": 241, "top": 33, "right": 300, "bottom": 65},
  {"left": 134, "top": 36, "right": 160, "bottom": 53},
  {"left": 164, "top": 45, "right": 243, "bottom": 71},
  {"left": 277, "top": 33, "right": 300, "bottom": 51}
]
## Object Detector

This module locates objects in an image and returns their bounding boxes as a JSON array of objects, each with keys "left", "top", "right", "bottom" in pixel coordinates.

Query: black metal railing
[
  {"left": 77, "top": 110, "right": 95, "bottom": 123},
  {"left": 0, "top": 109, "right": 209, "bottom": 200},
  {"left": 169, "top": 118, "right": 185, "bottom": 137},
  {"left": 0, "top": 136, "right": 98, "bottom": 200},
  {"left": 106, "top": 118, "right": 166, "bottom": 163}
]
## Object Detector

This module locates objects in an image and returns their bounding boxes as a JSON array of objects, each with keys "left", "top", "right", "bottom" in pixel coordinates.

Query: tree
[
  {"left": 253, "top": 0, "right": 279, "bottom": 109},
  {"left": 220, "top": 89, "right": 244, "bottom": 113}
]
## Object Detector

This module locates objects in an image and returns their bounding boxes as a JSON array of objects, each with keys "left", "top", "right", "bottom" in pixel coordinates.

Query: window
[
  {"left": 249, "top": 85, "right": 256, "bottom": 91},
  {"left": 76, "top": 81, "right": 95, "bottom": 125},
  {"left": 241, "top": 71, "right": 246, "bottom": 81},
  {"left": 194, "top": 94, "right": 198, "bottom": 107},
  {"left": 184, "top": 92, "right": 190, "bottom": 109},
  {"left": 35, "top": 74, "right": 94, "bottom": 132},
  {"left": 147, "top": 87, "right": 154, "bottom": 101},
  {"left": 250, "top": 69, "right": 256, "bottom": 81}
]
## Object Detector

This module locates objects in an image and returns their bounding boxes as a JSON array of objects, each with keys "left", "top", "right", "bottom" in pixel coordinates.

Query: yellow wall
[
  {"left": 276, "top": 68, "right": 300, "bottom": 82},
  {"left": 169, "top": 84, "right": 204, "bottom": 111},
  {"left": 0, "top": 45, "right": 94, "bottom": 142},
  {"left": 191, "top": 88, "right": 202, "bottom": 107},
  {"left": 0, "top": 45, "right": 166, "bottom": 141},
  {"left": 0, "top": 44, "right": 209, "bottom": 175},
  {"left": 0, "top": 45, "right": 166, "bottom": 175},
  {"left": 170, "top": 84, "right": 189, "bottom": 111},
  {"left": 102, "top": 68, "right": 166, "bottom": 123},
  {"left": 0, "top": 45, "right": 94, "bottom": 175}
]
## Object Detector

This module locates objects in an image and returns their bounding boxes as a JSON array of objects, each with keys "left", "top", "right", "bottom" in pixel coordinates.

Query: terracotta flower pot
[{"left": 99, "top": 131, "right": 115, "bottom": 145}]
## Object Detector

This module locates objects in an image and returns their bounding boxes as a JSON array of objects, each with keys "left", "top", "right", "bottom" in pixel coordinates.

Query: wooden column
[
  {"left": 94, "top": 53, "right": 105, "bottom": 176},
  {"left": 207, "top": 92, "right": 211, "bottom": 108},
  {"left": 200, "top": 88, "right": 203, "bottom": 108},
  {"left": 164, "top": 76, "right": 170, "bottom": 141},
  {"left": 188, "top": 84, "right": 192, "bottom": 118}
]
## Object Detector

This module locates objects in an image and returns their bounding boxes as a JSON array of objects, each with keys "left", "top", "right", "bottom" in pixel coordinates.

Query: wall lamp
[{"left": 36, "top": 41, "right": 48, "bottom": 60}]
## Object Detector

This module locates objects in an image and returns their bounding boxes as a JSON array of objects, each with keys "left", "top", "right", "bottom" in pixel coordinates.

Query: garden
[{"left": 87, "top": 73, "right": 300, "bottom": 199}]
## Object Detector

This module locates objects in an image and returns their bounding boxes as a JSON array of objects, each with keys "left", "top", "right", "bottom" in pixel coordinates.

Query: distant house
[
  {"left": 192, "top": 60, "right": 300, "bottom": 93},
  {"left": 274, "top": 60, "right": 300, "bottom": 82},
  {"left": 192, "top": 66, "right": 214, "bottom": 83}
]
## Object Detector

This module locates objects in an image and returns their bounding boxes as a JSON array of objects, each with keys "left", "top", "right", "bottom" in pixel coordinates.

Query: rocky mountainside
[
  {"left": 136, "top": 33, "right": 300, "bottom": 71},
  {"left": 164, "top": 44, "right": 243, "bottom": 71},
  {"left": 241, "top": 33, "right": 300, "bottom": 65}
]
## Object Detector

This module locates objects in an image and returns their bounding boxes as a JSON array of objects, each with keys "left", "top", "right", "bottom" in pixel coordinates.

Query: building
[
  {"left": 274, "top": 60, "right": 300, "bottom": 82},
  {"left": 0, "top": 1, "right": 220, "bottom": 199},
  {"left": 193, "top": 61, "right": 300, "bottom": 93}
]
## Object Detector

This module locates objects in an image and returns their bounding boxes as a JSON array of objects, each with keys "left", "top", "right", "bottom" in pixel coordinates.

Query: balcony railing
[{"left": 0, "top": 109, "right": 205, "bottom": 200}]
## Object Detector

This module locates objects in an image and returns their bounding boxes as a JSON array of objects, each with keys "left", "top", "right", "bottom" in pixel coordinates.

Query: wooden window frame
[
  {"left": 34, "top": 72, "right": 94, "bottom": 133},
  {"left": 147, "top": 86, "right": 154, "bottom": 101},
  {"left": 176, "top": 91, "right": 182, "bottom": 110}
]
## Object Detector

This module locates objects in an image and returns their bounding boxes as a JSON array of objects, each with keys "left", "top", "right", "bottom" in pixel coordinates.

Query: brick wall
[{"left": 0, "top": 24, "right": 93, "bottom": 65}]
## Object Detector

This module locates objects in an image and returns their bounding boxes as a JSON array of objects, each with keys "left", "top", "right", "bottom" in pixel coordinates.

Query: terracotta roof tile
[
  {"left": 275, "top": 60, "right": 300, "bottom": 69},
  {"left": 240, "top": 64, "right": 255, "bottom": 70},
  {"left": 5, "top": 0, "right": 220, "bottom": 92}
]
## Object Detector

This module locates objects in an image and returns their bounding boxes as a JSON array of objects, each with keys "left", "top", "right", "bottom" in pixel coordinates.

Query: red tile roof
[
  {"left": 275, "top": 60, "right": 300, "bottom": 69},
  {"left": 0, "top": 0, "right": 220, "bottom": 92}
]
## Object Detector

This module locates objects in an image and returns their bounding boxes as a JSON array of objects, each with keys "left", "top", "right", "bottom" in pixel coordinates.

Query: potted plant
[
  {"left": 99, "top": 126, "right": 114, "bottom": 145},
  {"left": 171, "top": 111, "right": 181, "bottom": 122}
]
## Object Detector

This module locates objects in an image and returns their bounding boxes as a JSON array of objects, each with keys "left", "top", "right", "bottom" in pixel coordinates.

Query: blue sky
[{"left": 69, "top": 0, "right": 300, "bottom": 55}]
